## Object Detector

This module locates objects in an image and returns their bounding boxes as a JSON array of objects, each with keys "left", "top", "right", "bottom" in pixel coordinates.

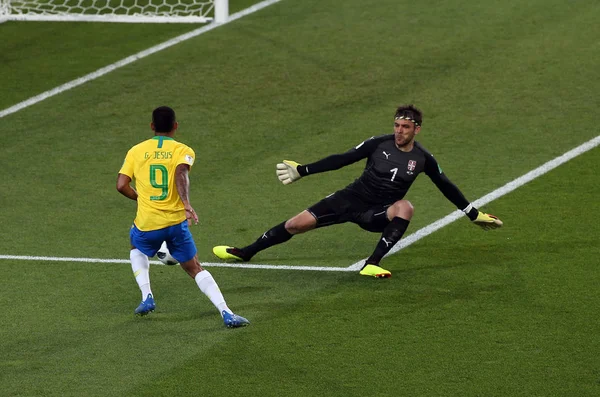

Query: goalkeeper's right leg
[{"left": 213, "top": 219, "right": 300, "bottom": 262}]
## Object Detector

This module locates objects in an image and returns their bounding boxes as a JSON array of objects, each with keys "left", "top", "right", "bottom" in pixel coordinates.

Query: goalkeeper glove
[
  {"left": 473, "top": 211, "right": 503, "bottom": 230},
  {"left": 276, "top": 160, "right": 302, "bottom": 185},
  {"left": 464, "top": 204, "right": 503, "bottom": 230}
]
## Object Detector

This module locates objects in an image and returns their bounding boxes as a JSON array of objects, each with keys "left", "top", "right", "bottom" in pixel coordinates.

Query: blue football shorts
[{"left": 130, "top": 220, "right": 197, "bottom": 263}]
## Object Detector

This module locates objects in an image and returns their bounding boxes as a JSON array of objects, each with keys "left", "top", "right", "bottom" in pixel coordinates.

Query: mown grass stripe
[{"left": 0, "top": 0, "right": 284, "bottom": 119}]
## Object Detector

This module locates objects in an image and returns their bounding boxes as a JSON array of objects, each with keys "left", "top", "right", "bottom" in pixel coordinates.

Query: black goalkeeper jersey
[{"left": 297, "top": 134, "right": 470, "bottom": 209}]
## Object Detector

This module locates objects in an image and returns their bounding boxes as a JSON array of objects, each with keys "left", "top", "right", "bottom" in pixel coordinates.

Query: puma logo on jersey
[{"left": 383, "top": 151, "right": 391, "bottom": 159}]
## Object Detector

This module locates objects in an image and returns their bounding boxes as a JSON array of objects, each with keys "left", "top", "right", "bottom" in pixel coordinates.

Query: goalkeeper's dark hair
[
  {"left": 152, "top": 106, "right": 176, "bottom": 133},
  {"left": 394, "top": 104, "right": 423, "bottom": 126}
]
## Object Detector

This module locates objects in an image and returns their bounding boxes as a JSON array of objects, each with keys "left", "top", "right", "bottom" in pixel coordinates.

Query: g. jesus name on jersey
[{"left": 119, "top": 136, "right": 195, "bottom": 231}]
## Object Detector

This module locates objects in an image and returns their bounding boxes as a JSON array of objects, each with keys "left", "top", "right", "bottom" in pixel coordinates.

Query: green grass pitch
[{"left": 1, "top": 0, "right": 599, "bottom": 395}]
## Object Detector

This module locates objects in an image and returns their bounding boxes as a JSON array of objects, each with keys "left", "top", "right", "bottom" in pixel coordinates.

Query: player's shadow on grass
[{"left": 128, "top": 310, "right": 227, "bottom": 329}]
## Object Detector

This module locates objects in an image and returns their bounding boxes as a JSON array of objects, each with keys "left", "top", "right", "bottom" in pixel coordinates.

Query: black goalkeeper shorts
[{"left": 306, "top": 190, "right": 391, "bottom": 233}]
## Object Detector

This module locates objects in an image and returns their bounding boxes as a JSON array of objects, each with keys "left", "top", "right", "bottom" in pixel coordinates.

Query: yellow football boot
[
  {"left": 359, "top": 264, "right": 392, "bottom": 278},
  {"left": 212, "top": 246, "right": 247, "bottom": 261}
]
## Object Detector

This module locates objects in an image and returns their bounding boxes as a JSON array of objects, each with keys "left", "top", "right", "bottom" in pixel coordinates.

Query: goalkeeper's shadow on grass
[
  {"left": 400, "top": 258, "right": 506, "bottom": 273},
  {"left": 244, "top": 255, "right": 363, "bottom": 266}
]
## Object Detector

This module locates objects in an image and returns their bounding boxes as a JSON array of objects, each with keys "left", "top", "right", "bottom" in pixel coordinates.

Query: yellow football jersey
[{"left": 119, "top": 136, "right": 195, "bottom": 231}]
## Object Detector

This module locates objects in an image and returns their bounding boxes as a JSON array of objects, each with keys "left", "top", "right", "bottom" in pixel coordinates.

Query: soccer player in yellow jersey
[{"left": 117, "top": 106, "right": 249, "bottom": 328}]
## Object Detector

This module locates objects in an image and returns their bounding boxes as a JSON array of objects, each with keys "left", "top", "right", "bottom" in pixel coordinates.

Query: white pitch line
[
  {"left": 1, "top": 136, "right": 599, "bottom": 272},
  {"left": 348, "top": 135, "right": 600, "bottom": 271},
  {"left": 0, "top": 0, "right": 284, "bottom": 119},
  {"left": 1, "top": 0, "right": 598, "bottom": 272},
  {"left": 0, "top": 255, "right": 353, "bottom": 272}
]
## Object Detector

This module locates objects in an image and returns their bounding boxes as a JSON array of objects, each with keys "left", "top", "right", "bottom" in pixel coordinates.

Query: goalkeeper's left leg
[
  {"left": 359, "top": 201, "right": 413, "bottom": 278},
  {"left": 365, "top": 216, "right": 410, "bottom": 266}
]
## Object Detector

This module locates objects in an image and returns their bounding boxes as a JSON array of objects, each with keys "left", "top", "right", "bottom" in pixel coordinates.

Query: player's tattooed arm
[
  {"left": 175, "top": 164, "right": 198, "bottom": 225},
  {"left": 116, "top": 173, "right": 138, "bottom": 201}
]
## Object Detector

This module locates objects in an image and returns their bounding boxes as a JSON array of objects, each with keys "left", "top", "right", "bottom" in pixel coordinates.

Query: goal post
[{"left": 0, "top": 0, "right": 228, "bottom": 23}]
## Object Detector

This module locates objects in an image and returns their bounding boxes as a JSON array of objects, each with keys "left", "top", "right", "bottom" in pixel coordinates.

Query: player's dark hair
[
  {"left": 394, "top": 104, "right": 423, "bottom": 126},
  {"left": 152, "top": 106, "right": 176, "bottom": 133}
]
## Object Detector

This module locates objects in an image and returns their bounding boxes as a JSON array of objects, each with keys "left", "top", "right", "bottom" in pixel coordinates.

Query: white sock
[
  {"left": 194, "top": 270, "right": 231, "bottom": 316},
  {"left": 130, "top": 249, "right": 152, "bottom": 300}
]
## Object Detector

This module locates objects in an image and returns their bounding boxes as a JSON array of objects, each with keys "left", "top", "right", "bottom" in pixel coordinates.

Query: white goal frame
[{"left": 0, "top": 0, "right": 228, "bottom": 23}]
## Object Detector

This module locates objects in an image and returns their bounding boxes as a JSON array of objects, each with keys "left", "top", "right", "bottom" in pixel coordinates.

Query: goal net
[{"left": 0, "top": 0, "right": 228, "bottom": 23}]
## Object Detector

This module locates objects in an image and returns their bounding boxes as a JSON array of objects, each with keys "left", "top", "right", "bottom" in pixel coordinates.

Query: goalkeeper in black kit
[{"left": 213, "top": 105, "right": 502, "bottom": 278}]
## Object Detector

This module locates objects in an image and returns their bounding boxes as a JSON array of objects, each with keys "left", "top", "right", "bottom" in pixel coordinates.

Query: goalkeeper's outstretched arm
[
  {"left": 424, "top": 156, "right": 503, "bottom": 230},
  {"left": 276, "top": 151, "right": 364, "bottom": 185},
  {"left": 276, "top": 138, "right": 376, "bottom": 185}
]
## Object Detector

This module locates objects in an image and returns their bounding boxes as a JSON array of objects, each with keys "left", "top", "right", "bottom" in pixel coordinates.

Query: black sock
[
  {"left": 366, "top": 217, "right": 410, "bottom": 266},
  {"left": 241, "top": 221, "right": 293, "bottom": 259}
]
